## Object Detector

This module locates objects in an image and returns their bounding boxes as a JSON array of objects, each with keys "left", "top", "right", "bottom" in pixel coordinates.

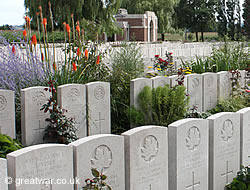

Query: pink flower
[{"left": 245, "top": 89, "right": 250, "bottom": 93}]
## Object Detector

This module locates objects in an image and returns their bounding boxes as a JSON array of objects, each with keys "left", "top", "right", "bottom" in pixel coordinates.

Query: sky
[{"left": 0, "top": 0, "right": 245, "bottom": 26}]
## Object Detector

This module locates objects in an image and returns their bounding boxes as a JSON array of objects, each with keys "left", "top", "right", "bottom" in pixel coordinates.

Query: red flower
[
  {"left": 43, "top": 18, "right": 47, "bottom": 32},
  {"left": 155, "top": 55, "right": 160, "bottom": 57},
  {"left": 12, "top": 45, "right": 16, "bottom": 55},
  {"left": 41, "top": 53, "right": 44, "bottom": 62},
  {"left": 72, "top": 62, "right": 77, "bottom": 71},
  {"left": 23, "top": 29, "right": 27, "bottom": 38},
  {"left": 31, "top": 34, "right": 37, "bottom": 46},
  {"left": 77, "top": 48, "right": 81, "bottom": 57},
  {"left": 96, "top": 56, "right": 100, "bottom": 65},
  {"left": 66, "top": 24, "right": 70, "bottom": 33},
  {"left": 85, "top": 49, "right": 88, "bottom": 60},
  {"left": 53, "top": 63, "right": 57, "bottom": 70},
  {"left": 170, "top": 52, "right": 173, "bottom": 55},
  {"left": 76, "top": 25, "right": 80, "bottom": 37},
  {"left": 24, "top": 16, "right": 31, "bottom": 28}
]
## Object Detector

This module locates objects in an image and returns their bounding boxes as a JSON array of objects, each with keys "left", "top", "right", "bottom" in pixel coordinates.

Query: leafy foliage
[
  {"left": 41, "top": 81, "right": 78, "bottom": 144},
  {"left": 0, "top": 134, "right": 23, "bottom": 158},
  {"left": 110, "top": 42, "right": 144, "bottom": 134},
  {"left": 226, "top": 165, "right": 250, "bottom": 190},
  {"left": 81, "top": 168, "right": 112, "bottom": 190},
  {"left": 130, "top": 84, "right": 189, "bottom": 127}
]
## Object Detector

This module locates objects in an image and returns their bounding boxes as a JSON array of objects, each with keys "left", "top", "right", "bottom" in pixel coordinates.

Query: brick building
[{"left": 114, "top": 9, "right": 158, "bottom": 42}]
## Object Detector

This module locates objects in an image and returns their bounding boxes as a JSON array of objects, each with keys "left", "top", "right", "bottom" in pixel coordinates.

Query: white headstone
[
  {"left": 217, "top": 71, "right": 231, "bottom": 100},
  {"left": 57, "top": 84, "right": 87, "bottom": 138},
  {"left": 239, "top": 70, "right": 246, "bottom": 88},
  {"left": 168, "top": 118, "right": 209, "bottom": 190},
  {"left": 86, "top": 82, "right": 111, "bottom": 135},
  {"left": 202, "top": 73, "right": 218, "bottom": 111},
  {"left": 122, "top": 126, "right": 168, "bottom": 190},
  {"left": 0, "top": 89, "right": 15, "bottom": 138},
  {"left": 151, "top": 76, "right": 170, "bottom": 89},
  {"left": 187, "top": 74, "right": 203, "bottom": 112},
  {"left": 21, "top": 86, "right": 50, "bottom": 146},
  {"left": 207, "top": 112, "right": 240, "bottom": 190},
  {"left": 70, "top": 134, "right": 125, "bottom": 189},
  {"left": 130, "top": 78, "right": 152, "bottom": 108},
  {"left": 237, "top": 107, "right": 250, "bottom": 166},
  {"left": 7, "top": 144, "right": 74, "bottom": 190},
  {"left": 0, "top": 158, "right": 8, "bottom": 190}
]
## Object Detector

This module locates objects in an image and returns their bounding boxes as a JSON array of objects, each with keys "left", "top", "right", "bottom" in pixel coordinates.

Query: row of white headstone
[
  {"left": 131, "top": 70, "right": 247, "bottom": 112},
  {"left": 0, "top": 108, "right": 250, "bottom": 190},
  {"left": 0, "top": 81, "right": 111, "bottom": 146}
]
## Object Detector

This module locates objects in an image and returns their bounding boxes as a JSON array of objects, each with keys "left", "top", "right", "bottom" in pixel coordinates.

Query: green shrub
[
  {"left": 130, "top": 84, "right": 189, "bottom": 127},
  {"left": 225, "top": 165, "right": 250, "bottom": 190},
  {"left": 0, "top": 134, "right": 23, "bottom": 158},
  {"left": 110, "top": 42, "right": 144, "bottom": 134}
]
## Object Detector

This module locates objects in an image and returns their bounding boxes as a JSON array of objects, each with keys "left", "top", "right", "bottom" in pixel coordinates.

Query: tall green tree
[
  {"left": 175, "top": 0, "right": 216, "bottom": 42},
  {"left": 24, "top": 0, "right": 121, "bottom": 35},
  {"left": 121, "top": 0, "right": 179, "bottom": 41},
  {"left": 243, "top": 0, "right": 250, "bottom": 39}
]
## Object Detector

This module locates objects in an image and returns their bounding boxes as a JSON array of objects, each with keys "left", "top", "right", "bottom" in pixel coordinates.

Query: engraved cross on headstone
[
  {"left": 221, "top": 161, "right": 233, "bottom": 184},
  {"left": 94, "top": 112, "right": 105, "bottom": 133},
  {"left": 186, "top": 171, "right": 200, "bottom": 190},
  {"left": 208, "top": 96, "right": 213, "bottom": 108},
  {"left": 34, "top": 120, "right": 46, "bottom": 138},
  {"left": 148, "top": 184, "right": 152, "bottom": 190}
]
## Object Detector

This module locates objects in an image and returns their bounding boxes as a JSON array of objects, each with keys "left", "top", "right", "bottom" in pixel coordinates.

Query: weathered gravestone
[
  {"left": 151, "top": 76, "right": 170, "bottom": 89},
  {"left": 202, "top": 73, "right": 218, "bottom": 112},
  {"left": 7, "top": 144, "right": 74, "bottom": 190},
  {"left": 0, "top": 89, "right": 15, "bottom": 138},
  {"left": 187, "top": 74, "right": 203, "bottom": 112},
  {"left": 168, "top": 118, "right": 209, "bottom": 190},
  {"left": 122, "top": 125, "right": 168, "bottom": 190},
  {"left": 21, "top": 87, "right": 50, "bottom": 146},
  {"left": 57, "top": 84, "right": 87, "bottom": 138},
  {"left": 217, "top": 71, "right": 231, "bottom": 100},
  {"left": 239, "top": 70, "right": 246, "bottom": 88},
  {"left": 70, "top": 134, "right": 125, "bottom": 190},
  {"left": 237, "top": 107, "right": 250, "bottom": 166},
  {"left": 0, "top": 158, "right": 8, "bottom": 190},
  {"left": 86, "top": 82, "right": 110, "bottom": 135},
  {"left": 130, "top": 78, "right": 152, "bottom": 109},
  {"left": 207, "top": 112, "right": 240, "bottom": 190}
]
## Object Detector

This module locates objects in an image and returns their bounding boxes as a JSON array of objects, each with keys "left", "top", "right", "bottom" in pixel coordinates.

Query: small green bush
[
  {"left": 0, "top": 134, "right": 22, "bottom": 158},
  {"left": 129, "top": 84, "right": 189, "bottom": 127},
  {"left": 225, "top": 165, "right": 250, "bottom": 190}
]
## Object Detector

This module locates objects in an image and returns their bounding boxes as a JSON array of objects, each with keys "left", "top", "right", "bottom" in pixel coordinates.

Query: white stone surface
[
  {"left": 187, "top": 74, "right": 203, "bottom": 112},
  {"left": 0, "top": 158, "right": 8, "bottom": 190},
  {"left": 239, "top": 70, "right": 246, "bottom": 88},
  {"left": 57, "top": 84, "right": 87, "bottom": 138},
  {"left": 86, "top": 82, "right": 111, "bottom": 135},
  {"left": 7, "top": 144, "right": 74, "bottom": 190},
  {"left": 207, "top": 112, "right": 240, "bottom": 190},
  {"left": 70, "top": 134, "right": 125, "bottom": 189},
  {"left": 202, "top": 73, "right": 218, "bottom": 111},
  {"left": 0, "top": 89, "right": 15, "bottom": 138},
  {"left": 168, "top": 118, "right": 209, "bottom": 190},
  {"left": 21, "top": 86, "right": 50, "bottom": 146},
  {"left": 130, "top": 78, "right": 152, "bottom": 108},
  {"left": 151, "top": 76, "right": 170, "bottom": 89},
  {"left": 237, "top": 107, "right": 250, "bottom": 166},
  {"left": 122, "top": 125, "right": 168, "bottom": 190},
  {"left": 217, "top": 71, "right": 231, "bottom": 100}
]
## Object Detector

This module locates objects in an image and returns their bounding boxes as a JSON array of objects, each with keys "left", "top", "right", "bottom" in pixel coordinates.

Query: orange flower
[
  {"left": 43, "top": 18, "right": 47, "bottom": 32},
  {"left": 76, "top": 25, "right": 80, "bottom": 37},
  {"left": 66, "top": 24, "right": 70, "bottom": 33},
  {"left": 53, "top": 63, "right": 57, "bottom": 70},
  {"left": 12, "top": 45, "right": 16, "bottom": 55},
  {"left": 23, "top": 29, "right": 27, "bottom": 38},
  {"left": 24, "top": 16, "right": 31, "bottom": 28},
  {"left": 41, "top": 53, "right": 44, "bottom": 62},
  {"left": 85, "top": 49, "right": 88, "bottom": 60},
  {"left": 72, "top": 62, "right": 77, "bottom": 71},
  {"left": 96, "top": 55, "right": 100, "bottom": 65},
  {"left": 77, "top": 47, "right": 81, "bottom": 57},
  {"left": 31, "top": 34, "right": 37, "bottom": 46}
]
